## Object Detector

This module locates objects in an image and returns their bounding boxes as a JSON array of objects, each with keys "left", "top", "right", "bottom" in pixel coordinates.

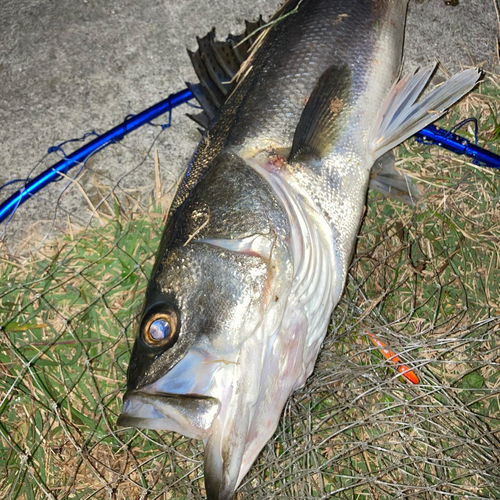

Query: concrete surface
[{"left": 0, "top": 0, "right": 498, "bottom": 253}]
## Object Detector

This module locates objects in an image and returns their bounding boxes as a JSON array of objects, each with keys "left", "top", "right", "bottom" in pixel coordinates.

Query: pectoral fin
[{"left": 289, "top": 64, "right": 352, "bottom": 162}]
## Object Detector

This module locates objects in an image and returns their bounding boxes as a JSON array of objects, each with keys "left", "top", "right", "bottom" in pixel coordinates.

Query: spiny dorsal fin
[
  {"left": 186, "top": 16, "right": 266, "bottom": 130},
  {"left": 289, "top": 64, "right": 352, "bottom": 162},
  {"left": 186, "top": 82, "right": 217, "bottom": 126}
]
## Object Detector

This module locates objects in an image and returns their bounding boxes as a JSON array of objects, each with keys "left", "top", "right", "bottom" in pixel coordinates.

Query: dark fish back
[{"left": 170, "top": 0, "right": 403, "bottom": 212}]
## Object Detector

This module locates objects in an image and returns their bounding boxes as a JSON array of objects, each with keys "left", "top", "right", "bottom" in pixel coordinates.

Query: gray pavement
[{"left": 0, "top": 0, "right": 497, "bottom": 253}]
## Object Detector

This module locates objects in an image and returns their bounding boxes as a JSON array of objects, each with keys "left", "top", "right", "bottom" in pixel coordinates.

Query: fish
[{"left": 117, "top": 0, "right": 480, "bottom": 498}]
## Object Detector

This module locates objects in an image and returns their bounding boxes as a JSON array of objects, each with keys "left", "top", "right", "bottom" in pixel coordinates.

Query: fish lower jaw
[
  {"left": 117, "top": 390, "right": 221, "bottom": 439},
  {"left": 118, "top": 344, "right": 237, "bottom": 439}
]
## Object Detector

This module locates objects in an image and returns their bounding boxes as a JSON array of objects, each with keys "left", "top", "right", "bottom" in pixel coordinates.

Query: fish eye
[{"left": 142, "top": 309, "right": 178, "bottom": 347}]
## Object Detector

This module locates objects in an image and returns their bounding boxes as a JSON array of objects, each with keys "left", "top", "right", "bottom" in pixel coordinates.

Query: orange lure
[{"left": 366, "top": 332, "right": 420, "bottom": 385}]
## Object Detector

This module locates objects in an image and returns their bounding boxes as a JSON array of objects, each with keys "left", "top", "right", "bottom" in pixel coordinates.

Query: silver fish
[{"left": 117, "top": 0, "right": 479, "bottom": 498}]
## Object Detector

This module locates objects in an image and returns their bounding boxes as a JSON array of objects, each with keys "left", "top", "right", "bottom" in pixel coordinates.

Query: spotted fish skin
[{"left": 117, "top": 1, "right": 480, "bottom": 498}]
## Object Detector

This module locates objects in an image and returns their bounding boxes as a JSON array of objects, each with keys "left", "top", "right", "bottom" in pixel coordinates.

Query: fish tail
[{"left": 369, "top": 65, "right": 481, "bottom": 159}]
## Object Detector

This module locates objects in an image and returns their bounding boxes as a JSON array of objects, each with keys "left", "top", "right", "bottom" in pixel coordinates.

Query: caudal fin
[{"left": 370, "top": 65, "right": 481, "bottom": 159}]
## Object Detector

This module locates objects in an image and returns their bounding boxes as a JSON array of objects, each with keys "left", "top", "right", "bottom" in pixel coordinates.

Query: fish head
[
  {"left": 118, "top": 153, "right": 296, "bottom": 499},
  {"left": 120, "top": 235, "right": 277, "bottom": 434}
]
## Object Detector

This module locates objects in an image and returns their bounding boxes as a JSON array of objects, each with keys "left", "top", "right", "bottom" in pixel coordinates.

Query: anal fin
[{"left": 369, "top": 151, "right": 422, "bottom": 206}]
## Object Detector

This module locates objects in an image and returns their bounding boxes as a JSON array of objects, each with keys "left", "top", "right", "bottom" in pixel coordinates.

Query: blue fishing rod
[
  {"left": 0, "top": 88, "right": 499, "bottom": 224},
  {"left": 414, "top": 123, "right": 500, "bottom": 169},
  {"left": 0, "top": 89, "right": 192, "bottom": 225}
]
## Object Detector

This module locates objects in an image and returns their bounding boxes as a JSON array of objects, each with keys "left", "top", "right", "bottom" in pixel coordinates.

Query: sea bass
[{"left": 117, "top": 0, "right": 479, "bottom": 498}]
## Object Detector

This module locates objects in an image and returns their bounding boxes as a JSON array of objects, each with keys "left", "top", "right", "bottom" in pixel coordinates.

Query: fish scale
[{"left": 225, "top": 0, "right": 390, "bottom": 151}]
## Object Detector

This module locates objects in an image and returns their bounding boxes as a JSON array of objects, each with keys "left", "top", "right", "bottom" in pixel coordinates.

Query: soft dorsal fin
[
  {"left": 289, "top": 64, "right": 352, "bottom": 162},
  {"left": 186, "top": 17, "right": 266, "bottom": 129}
]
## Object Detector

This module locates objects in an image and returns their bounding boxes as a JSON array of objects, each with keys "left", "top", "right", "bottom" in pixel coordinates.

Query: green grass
[
  {"left": 0, "top": 74, "right": 499, "bottom": 499},
  {"left": 0, "top": 202, "right": 169, "bottom": 498}
]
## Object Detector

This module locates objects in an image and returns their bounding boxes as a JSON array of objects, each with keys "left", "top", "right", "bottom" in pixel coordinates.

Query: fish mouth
[{"left": 117, "top": 390, "right": 221, "bottom": 440}]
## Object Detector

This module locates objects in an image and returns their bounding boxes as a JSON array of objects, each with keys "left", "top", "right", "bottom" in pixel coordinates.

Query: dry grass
[{"left": 0, "top": 73, "right": 499, "bottom": 499}]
